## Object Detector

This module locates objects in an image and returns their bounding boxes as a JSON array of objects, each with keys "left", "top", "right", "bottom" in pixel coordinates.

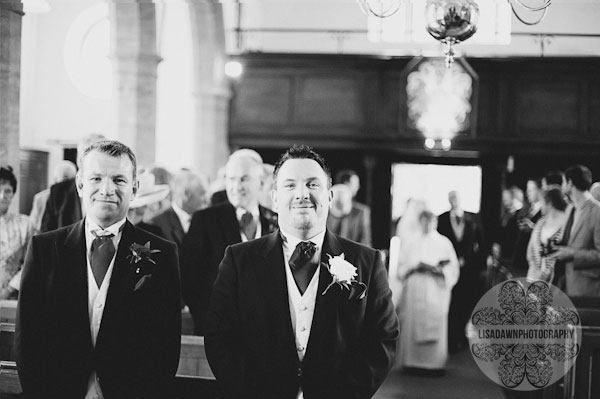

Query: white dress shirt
[
  {"left": 280, "top": 228, "right": 326, "bottom": 399},
  {"left": 171, "top": 203, "right": 191, "bottom": 233},
  {"left": 84, "top": 217, "right": 126, "bottom": 399},
  {"left": 236, "top": 206, "right": 262, "bottom": 241}
]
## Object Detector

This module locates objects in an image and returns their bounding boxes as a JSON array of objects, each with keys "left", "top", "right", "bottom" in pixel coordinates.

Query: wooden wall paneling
[
  {"left": 587, "top": 80, "right": 600, "bottom": 136},
  {"left": 230, "top": 72, "right": 292, "bottom": 126},
  {"left": 513, "top": 78, "right": 580, "bottom": 138}
]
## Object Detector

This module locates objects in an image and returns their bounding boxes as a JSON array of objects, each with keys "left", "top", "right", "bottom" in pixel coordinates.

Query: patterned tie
[
  {"left": 289, "top": 241, "right": 318, "bottom": 295},
  {"left": 240, "top": 211, "right": 257, "bottom": 240},
  {"left": 90, "top": 230, "right": 115, "bottom": 288}
]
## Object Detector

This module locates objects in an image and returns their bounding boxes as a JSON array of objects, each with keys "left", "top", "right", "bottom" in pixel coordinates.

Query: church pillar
[
  {"left": 109, "top": 0, "right": 159, "bottom": 167},
  {"left": 0, "top": 0, "right": 23, "bottom": 211},
  {"left": 187, "top": 0, "right": 230, "bottom": 178}
]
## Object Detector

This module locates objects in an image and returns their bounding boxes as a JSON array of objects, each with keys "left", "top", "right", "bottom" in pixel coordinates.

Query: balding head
[
  {"left": 171, "top": 170, "right": 209, "bottom": 214},
  {"left": 591, "top": 182, "right": 600, "bottom": 202},
  {"left": 53, "top": 160, "right": 77, "bottom": 183},
  {"left": 225, "top": 153, "right": 264, "bottom": 210}
]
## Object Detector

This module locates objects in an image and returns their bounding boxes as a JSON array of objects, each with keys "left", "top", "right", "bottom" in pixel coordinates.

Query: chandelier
[{"left": 358, "top": 0, "right": 552, "bottom": 66}]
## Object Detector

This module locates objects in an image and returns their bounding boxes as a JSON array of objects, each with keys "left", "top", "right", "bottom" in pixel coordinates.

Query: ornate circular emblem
[{"left": 468, "top": 278, "right": 581, "bottom": 390}]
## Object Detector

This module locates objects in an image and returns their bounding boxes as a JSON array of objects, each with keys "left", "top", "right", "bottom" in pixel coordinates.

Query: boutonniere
[
  {"left": 322, "top": 253, "right": 367, "bottom": 300},
  {"left": 126, "top": 242, "right": 161, "bottom": 291}
]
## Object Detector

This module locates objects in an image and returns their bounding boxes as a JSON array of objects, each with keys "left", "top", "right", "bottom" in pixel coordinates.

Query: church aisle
[{"left": 375, "top": 348, "right": 504, "bottom": 399}]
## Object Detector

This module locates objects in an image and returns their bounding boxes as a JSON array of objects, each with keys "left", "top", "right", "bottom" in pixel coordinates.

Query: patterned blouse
[
  {"left": 0, "top": 212, "right": 31, "bottom": 298},
  {"left": 526, "top": 215, "right": 563, "bottom": 283}
]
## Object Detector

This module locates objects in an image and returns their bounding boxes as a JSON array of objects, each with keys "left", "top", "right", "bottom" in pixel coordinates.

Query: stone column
[
  {"left": 109, "top": 0, "right": 159, "bottom": 168},
  {"left": 187, "top": 0, "right": 230, "bottom": 178},
  {"left": 0, "top": 0, "right": 23, "bottom": 212}
]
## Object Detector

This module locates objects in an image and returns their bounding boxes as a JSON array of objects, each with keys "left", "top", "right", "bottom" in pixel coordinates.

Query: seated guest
[
  {"left": 0, "top": 166, "right": 31, "bottom": 299},
  {"left": 258, "top": 163, "right": 275, "bottom": 210},
  {"left": 16, "top": 140, "right": 181, "bottom": 399},
  {"left": 392, "top": 209, "right": 459, "bottom": 373},
  {"left": 327, "top": 183, "right": 371, "bottom": 245},
  {"left": 29, "top": 160, "right": 77, "bottom": 234},
  {"left": 526, "top": 187, "right": 569, "bottom": 283}
]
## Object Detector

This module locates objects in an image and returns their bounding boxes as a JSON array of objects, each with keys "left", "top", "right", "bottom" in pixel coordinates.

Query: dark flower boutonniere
[
  {"left": 322, "top": 253, "right": 367, "bottom": 300},
  {"left": 126, "top": 242, "right": 161, "bottom": 291}
]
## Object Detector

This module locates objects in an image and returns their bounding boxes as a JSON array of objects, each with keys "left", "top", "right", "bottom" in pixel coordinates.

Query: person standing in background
[
  {"left": 335, "top": 170, "right": 372, "bottom": 246},
  {"left": 0, "top": 166, "right": 31, "bottom": 299}
]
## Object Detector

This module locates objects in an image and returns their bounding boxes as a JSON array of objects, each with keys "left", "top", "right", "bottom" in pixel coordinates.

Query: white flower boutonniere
[{"left": 322, "top": 253, "right": 367, "bottom": 300}]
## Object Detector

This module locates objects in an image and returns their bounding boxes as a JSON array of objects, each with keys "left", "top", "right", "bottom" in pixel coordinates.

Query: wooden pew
[
  {"left": 0, "top": 323, "right": 22, "bottom": 397},
  {"left": 0, "top": 301, "right": 17, "bottom": 325}
]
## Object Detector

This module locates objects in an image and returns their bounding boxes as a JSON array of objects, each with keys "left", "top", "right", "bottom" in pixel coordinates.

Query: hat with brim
[{"left": 130, "top": 171, "right": 170, "bottom": 209}]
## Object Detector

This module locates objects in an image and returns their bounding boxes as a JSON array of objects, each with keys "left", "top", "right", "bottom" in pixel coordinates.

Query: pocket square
[{"left": 134, "top": 274, "right": 153, "bottom": 292}]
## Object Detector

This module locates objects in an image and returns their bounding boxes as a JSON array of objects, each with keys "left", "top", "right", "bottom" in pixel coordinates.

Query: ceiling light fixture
[{"left": 359, "top": 0, "right": 552, "bottom": 66}]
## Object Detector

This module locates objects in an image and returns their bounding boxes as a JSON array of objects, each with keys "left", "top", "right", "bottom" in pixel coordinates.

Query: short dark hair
[
  {"left": 335, "top": 169, "right": 358, "bottom": 185},
  {"left": 544, "top": 170, "right": 564, "bottom": 187},
  {"left": 543, "top": 187, "right": 567, "bottom": 212},
  {"left": 79, "top": 140, "right": 137, "bottom": 181},
  {"left": 0, "top": 166, "right": 17, "bottom": 192},
  {"left": 273, "top": 144, "right": 332, "bottom": 188},
  {"left": 564, "top": 164, "right": 592, "bottom": 192}
]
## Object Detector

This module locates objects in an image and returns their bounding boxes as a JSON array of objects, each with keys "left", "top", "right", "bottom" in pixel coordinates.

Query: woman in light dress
[
  {"left": 526, "top": 187, "right": 569, "bottom": 283},
  {"left": 389, "top": 202, "right": 459, "bottom": 373}
]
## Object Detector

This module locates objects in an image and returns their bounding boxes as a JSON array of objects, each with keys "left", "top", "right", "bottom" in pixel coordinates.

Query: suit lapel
[
  {"left": 303, "top": 231, "right": 342, "bottom": 365},
  {"left": 569, "top": 200, "right": 590, "bottom": 242},
  {"left": 258, "top": 232, "right": 299, "bottom": 364},
  {"left": 63, "top": 220, "right": 94, "bottom": 352},
  {"left": 95, "top": 221, "right": 137, "bottom": 350},
  {"left": 222, "top": 203, "right": 242, "bottom": 245},
  {"left": 167, "top": 207, "right": 185, "bottom": 245}
]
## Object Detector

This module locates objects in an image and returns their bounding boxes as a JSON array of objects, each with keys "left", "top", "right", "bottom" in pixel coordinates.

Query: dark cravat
[
  {"left": 90, "top": 231, "right": 115, "bottom": 288},
  {"left": 289, "top": 241, "right": 318, "bottom": 295},
  {"left": 561, "top": 208, "right": 576, "bottom": 245},
  {"left": 454, "top": 214, "right": 462, "bottom": 225},
  {"left": 240, "top": 211, "right": 257, "bottom": 240}
]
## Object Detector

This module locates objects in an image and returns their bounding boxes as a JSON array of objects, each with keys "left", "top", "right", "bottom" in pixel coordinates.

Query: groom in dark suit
[
  {"left": 205, "top": 145, "right": 398, "bottom": 399},
  {"left": 16, "top": 140, "right": 181, "bottom": 399}
]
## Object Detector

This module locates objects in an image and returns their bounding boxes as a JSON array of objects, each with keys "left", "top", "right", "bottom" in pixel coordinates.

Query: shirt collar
[
  {"left": 280, "top": 228, "right": 326, "bottom": 251},
  {"left": 85, "top": 217, "right": 127, "bottom": 237},
  {"left": 450, "top": 209, "right": 464, "bottom": 218},
  {"left": 236, "top": 205, "right": 259, "bottom": 220},
  {"left": 171, "top": 202, "right": 190, "bottom": 221}
]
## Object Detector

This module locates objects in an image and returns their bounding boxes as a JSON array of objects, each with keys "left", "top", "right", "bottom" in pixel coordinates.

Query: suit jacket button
[{"left": 297, "top": 368, "right": 302, "bottom": 377}]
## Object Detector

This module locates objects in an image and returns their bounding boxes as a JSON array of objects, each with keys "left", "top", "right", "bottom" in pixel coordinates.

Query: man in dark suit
[
  {"left": 511, "top": 179, "right": 543, "bottom": 275},
  {"left": 40, "top": 133, "right": 106, "bottom": 233},
  {"left": 16, "top": 140, "right": 181, "bottom": 399},
  {"left": 336, "top": 170, "right": 372, "bottom": 246},
  {"left": 149, "top": 170, "right": 209, "bottom": 254},
  {"left": 181, "top": 150, "right": 278, "bottom": 335},
  {"left": 327, "top": 184, "right": 371, "bottom": 245},
  {"left": 437, "top": 190, "right": 485, "bottom": 352},
  {"left": 205, "top": 145, "right": 398, "bottom": 399}
]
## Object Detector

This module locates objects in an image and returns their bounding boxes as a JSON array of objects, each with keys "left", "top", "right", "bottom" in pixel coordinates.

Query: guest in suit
[
  {"left": 150, "top": 170, "right": 209, "bottom": 252},
  {"left": 437, "top": 190, "right": 484, "bottom": 352},
  {"left": 41, "top": 133, "right": 106, "bottom": 232},
  {"left": 181, "top": 149, "right": 278, "bottom": 335},
  {"left": 205, "top": 145, "right": 398, "bottom": 399},
  {"left": 327, "top": 184, "right": 371, "bottom": 245},
  {"left": 16, "top": 140, "right": 181, "bottom": 399},
  {"left": 548, "top": 164, "right": 600, "bottom": 297},
  {"left": 336, "top": 170, "right": 372, "bottom": 246},
  {"left": 29, "top": 160, "right": 77, "bottom": 234}
]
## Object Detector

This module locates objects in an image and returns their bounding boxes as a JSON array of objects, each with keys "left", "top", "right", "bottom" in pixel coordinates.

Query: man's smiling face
[
  {"left": 272, "top": 158, "right": 332, "bottom": 239},
  {"left": 76, "top": 150, "right": 137, "bottom": 228}
]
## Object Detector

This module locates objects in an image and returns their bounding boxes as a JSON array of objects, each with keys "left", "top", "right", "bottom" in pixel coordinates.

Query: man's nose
[
  {"left": 98, "top": 179, "right": 116, "bottom": 195},
  {"left": 294, "top": 184, "right": 309, "bottom": 199}
]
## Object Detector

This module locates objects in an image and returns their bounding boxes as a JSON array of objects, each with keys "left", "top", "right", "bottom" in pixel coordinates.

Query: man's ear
[
  {"left": 75, "top": 173, "right": 83, "bottom": 195},
  {"left": 132, "top": 178, "right": 139, "bottom": 197},
  {"left": 270, "top": 189, "right": 278, "bottom": 212}
]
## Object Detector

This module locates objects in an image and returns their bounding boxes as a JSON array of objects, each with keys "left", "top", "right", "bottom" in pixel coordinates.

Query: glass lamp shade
[{"left": 425, "top": 0, "right": 479, "bottom": 66}]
